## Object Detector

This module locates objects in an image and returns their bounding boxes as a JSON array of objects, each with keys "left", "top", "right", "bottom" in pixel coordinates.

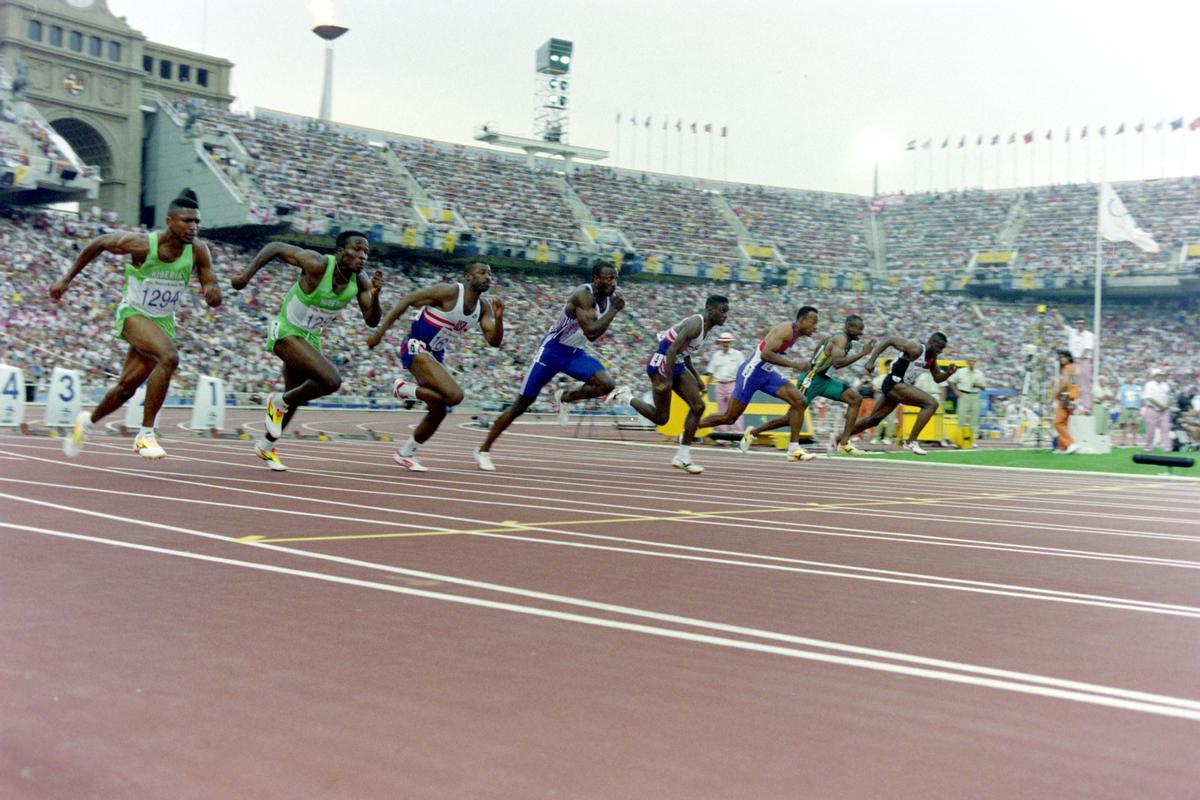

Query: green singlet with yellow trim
[
  {"left": 266, "top": 255, "right": 358, "bottom": 352},
  {"left": 113, "top": 230, "right": 193, "bottom": 341},
  {"left": 798, "top": 334, "right": 849, "bottom": 403}
]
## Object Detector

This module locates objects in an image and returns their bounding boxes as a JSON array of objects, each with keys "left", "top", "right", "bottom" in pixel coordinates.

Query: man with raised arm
[
  {"left": 474, "top": 260, "right": 624, "bottom": 471},
  {"left": 231, "top": 231, "right": 381, "bottom": 471},
  {"left": 366, "top": 262, "right": 503, "bottom": 471},
  {"left": 51, "top": 197, "right": 221, "bottom": 460}
]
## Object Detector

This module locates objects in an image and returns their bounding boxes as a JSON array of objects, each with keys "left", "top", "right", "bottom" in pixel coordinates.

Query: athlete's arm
[
  {"left": 575, "top": 289, "right": 625, "bottom": 341},
  {"left": 863, "top": 336, "right": 916, "bottom": 374},
  {"left": 932, "top": 362, "right": 958, "bottom": 383},
  {"left": 684, "top": 355, "right": 703, "bottom": 383},
  {"left": 356, "top": 270, "right": 383, "bottom": 327},
  {"left": 835, "top": 337, "right": 876, "bottom": 369},
  {"left": 366, "top": 283, "right": 455, "bottom": 348},
  {"left": 192, "top": 241, "right": 222, "bottom": 308},
  {"left": 479, "top": 295, "right": 504, "bottom": 348},
  {"left": 49, "top": 231, "right": 147, "bottom": 301},
  {"left": 662, "top": 315, "right": 702, "bottom": 377},
  {"left": 231, "top": 242, "right": 324, "bottom": 290},
  {"left": 759, "top": 322, "right": 809, "bottom": 372}
]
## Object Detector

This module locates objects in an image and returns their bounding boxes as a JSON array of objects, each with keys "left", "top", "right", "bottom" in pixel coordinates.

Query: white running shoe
[
  {"left": 264, "top": 392, "right": 287, "bottom": 438},
  {"left": 609, "top": 385, "right": 634, "bottom": 406},
  {"left": 738, "top": 430, "right": 754, "bottom": 453},
  {"left": 256, "top": 444, "right": 288, "bottom": 472},
  {"left": 906, "top": 441, "right": 928, "bottom": 456},
  {"left": 838, "top": 443, "right": 867, "bottom": 456},
  {"left": 1065, "top": 443, "right": 1081, "bottom": 455},
  {"left": 827, "top": 432, "right": 837, "bottom": 454},
  {"left": 63, "top": 411, "right": 90, "bottom": 458},
  {"left": 133, "top": 433, "right": 166, "bottom": 460},
  {"left": 393, "top": 378, "right": 417, "bottom": 401},
  {"left": 787, "top": 448, "right": 817, "bottom": 462},
  {"left": 671, "top": 456, "right": 704, "bottom": 474},
  {"left": 554, "top": 388, "right": 570, "bottom": 425},
  {"left": 393, "top": 452, "right": 429, "bottom": 471},
  {"left": 474, "top": 449, "right": 496, "bottom": 471}
]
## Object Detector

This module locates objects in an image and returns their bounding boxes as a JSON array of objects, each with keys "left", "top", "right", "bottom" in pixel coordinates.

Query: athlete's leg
[
  {"left": 119, "top": 315, "right": 180, "bottom": 426},
  {"left": 407, "top": 353, "right": 464, "bottom": 444},
  {"left": 630, "top": 372, "right": 674, "bottom": 426},
  {"left": 888, "top": 383, "right": 938, "bottom": 442},
  {"left": 478, "top": 394, "right": 535, "bottom": 453},
  {"left": 273, "top": 336, "right": 342, "bottom": 408},
  {"left": 836, "top": 387, "right": 863, "bottom": 447},
  {"left": 775, "top": 383, "right": 810, "bottom": 444},
  {"left": 699, "top": 397, "right": 747, "bottom": 429},
  {"left": 561, "top": 369, "right": 616, "bottom": 403},
  {"left": 673, "top": 370, "right": 708, "bottom": 446},
  {"left": 88, "top": 346, "right": 157, "bottom": 424},
  {"left": 851, "top": 396, "right": 898, "bottom": 436}
]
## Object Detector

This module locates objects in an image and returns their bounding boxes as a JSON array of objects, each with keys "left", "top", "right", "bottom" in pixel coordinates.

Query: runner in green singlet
[
  {"left": 231, "top": 231, "right": 381, "bottom": 471},
  {"left": 50, "top": 197, "right": 222, "bottom": 460},
  {"left": 742, "top": 314, "right": 875, "bottom": 456}
]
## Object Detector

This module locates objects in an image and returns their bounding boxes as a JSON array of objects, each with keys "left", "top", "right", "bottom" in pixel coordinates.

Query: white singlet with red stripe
[{"left": 408, "top": 283, "right": 480, "bottom": 352}]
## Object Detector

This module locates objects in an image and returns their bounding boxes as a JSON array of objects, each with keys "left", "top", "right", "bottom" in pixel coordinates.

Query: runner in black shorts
[{"left": 849, "top": 332, "right": 956, "bottom": 455}]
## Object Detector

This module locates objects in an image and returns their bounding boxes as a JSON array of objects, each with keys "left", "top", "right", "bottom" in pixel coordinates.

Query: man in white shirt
[
  {"left": 950, "top": 357, "right": 986, "bottom": 441},
  {"left": 1055, "top": 310, "right": 1095, "bottom": 414},
  {"left": 705, "top": 332, "right": 745, "bottom": 433},
  {"left": 1141, "top": 368, "right": 1172, "bottom": 452}
]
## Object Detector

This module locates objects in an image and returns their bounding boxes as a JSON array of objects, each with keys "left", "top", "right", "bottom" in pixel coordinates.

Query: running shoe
[
  {"left": 392, "top": 379, "right": 417, "bottom": 401},
  {"left": 1065, "top": 443, "right": 1081, "bottom": 455},
  {"left": 838, "top": 443, "right": 867, "bottom": 456},
  {"left": 393, "top": 452, "right": 429, "bottom": 472},
  {"left": 133, "top": 433, "right": 166, "bottom": 460},
  {"left": 474, "top": 449, "right": 496, "bottom": 472},
  {"left": 554, "top": 388, "right": 570, "bottom": 425},
  {"left": 609, "top": 385, "right": 634, "bottom": 406},
  {"left": 63, "top": 411, "right": 90, "bottom": 458},
  {"left": 737, "top": 430, "right": 754, "bottom": 453},
  {"left": 256, "top": 444, "right": 288, "bottom": 472},
  {"left": 671, "top": 456, "right": 704, "bottom": 474},
  {"left": 787, "top": 448, "right": 817, "bottom": 463},
  {"left": 264, "top": 392, "right": 287, "bottom": 438},
  {"left": 906, "top": 441, "right": 928, "bottom": 456},
  {"left": 827, "top": 432, "right": 837, "bottom": 454}
]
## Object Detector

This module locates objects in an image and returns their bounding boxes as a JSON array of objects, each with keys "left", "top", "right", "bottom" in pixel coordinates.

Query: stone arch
[{"left": 47, "top": 117, "right": 113, "bottom": 179}]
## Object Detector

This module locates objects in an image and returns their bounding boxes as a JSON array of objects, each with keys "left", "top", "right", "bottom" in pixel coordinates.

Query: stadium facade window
[
  {"left": 143, "top": 55, "right": 153, "bottom": 72},
  {"left": 159, "top": 59, "right": 172, "bottom": 79},
  {"left": 28, "top": 20, "right": 43, "bottom": 42},
  {"left": 50, "top": 26, "right": 63, "bottom": 47},
  {"left": 108, "top": 41, "right": 121, "bottom": 62},
  {"left": 197, "top": 68, "right": 209, "bottom": 87},
  {"left": 69, "top": 31, "right": 82, "bottom": 52},
  {"left": 179, "top": 64, "right": 191, "bottom": 83},
  {"left": 88, "top": 35, "right": 101, "bottom": 57}
]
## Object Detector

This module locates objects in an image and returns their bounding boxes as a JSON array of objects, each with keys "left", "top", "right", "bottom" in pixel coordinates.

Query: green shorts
[
  {"left": 267, "top": 317, "right": 323, "bottom": 353},
  {"left": 115, "top": 307, "right": 176, "bottom": 341},
  {"left": 800, "top": 372, "right": 846, "bottom": 403}
]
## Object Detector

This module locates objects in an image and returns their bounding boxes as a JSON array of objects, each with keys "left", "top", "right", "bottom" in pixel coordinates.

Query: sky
[{"left": 108, "top": 0, "right": 1200, "bottom": 196}]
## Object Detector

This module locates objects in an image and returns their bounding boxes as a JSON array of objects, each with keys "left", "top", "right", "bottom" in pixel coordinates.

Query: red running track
[{"left": 2, "top": 409, "right": 1199, "bottom": 799}]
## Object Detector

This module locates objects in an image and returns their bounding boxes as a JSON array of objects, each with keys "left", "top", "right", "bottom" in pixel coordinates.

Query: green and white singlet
[
  {"left": 113, "top": 231, "right": 193, "bottom": 341},
  {"left": 799, "top": 335, "right": 848, "bottom": 402},
  {"left": 266, "top": 255, "right": 358, "bottom": 352}
]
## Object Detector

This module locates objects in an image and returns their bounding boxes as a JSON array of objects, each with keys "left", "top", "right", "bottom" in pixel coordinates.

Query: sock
[
  {"left": 676, "top": 444, "right": 690, "bottom": 461},
  {"left": 81, "top": 417, "right": 94, "bottom": 432},
  {"left": 788, "top": 442, "right": 801, "bottom": 453},
  {"left": 400, "top": 437, "right": 420, "bottom": 458},
  {"left": 257, "top": 437, "right": 273, "bottom": 451},
  {"left": 273, "top": 393, "right": 289, "bottom": 412},
  {"left": 138, "top": 426, "right": 154, "bottom": 439}
]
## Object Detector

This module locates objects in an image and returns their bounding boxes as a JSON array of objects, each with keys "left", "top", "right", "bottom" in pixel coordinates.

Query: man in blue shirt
[{"left": 1117, "top": 375, "right": 1142, "bottom": 446}]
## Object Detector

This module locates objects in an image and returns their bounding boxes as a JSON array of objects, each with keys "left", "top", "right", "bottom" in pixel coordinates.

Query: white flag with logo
[{"left": 1098, "top": 182, "right": 1160, "bottom": 253}]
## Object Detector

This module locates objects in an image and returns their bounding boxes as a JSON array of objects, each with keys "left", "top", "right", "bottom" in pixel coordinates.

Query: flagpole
[
  {"left": 1093, "top": 174, "right": 1103, "bottom": 415},
  {"left": 615, "top": 114, "right": 621, "bottom": 168}
]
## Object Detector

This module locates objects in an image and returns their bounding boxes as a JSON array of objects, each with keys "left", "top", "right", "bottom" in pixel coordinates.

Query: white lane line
[{"left": 3, "top": 518, "right": 1199, "bottom": 721}]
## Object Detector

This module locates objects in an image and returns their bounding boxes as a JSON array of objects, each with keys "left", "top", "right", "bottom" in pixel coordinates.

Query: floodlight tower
[
  {"left": 534, "top": 39, "right": 573, "bottom": 142},
  {"left": 313, "top": 22, "right": 349, "bottom": 121}
]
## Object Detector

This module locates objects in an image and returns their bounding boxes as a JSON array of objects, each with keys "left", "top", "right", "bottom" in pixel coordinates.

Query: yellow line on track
[{"left": 242, "top": 482, "right": 1119, "bottom": 544}]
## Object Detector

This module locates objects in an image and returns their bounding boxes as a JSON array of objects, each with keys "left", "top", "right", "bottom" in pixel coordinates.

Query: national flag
[
  {"left": 1081, "top": 125, "right": 1088, "bottom": 138},
  {"left": 721, "top": 125, "right": 727, "bottom": 137},
  {"left": 675, "top": 119, "right": 682, "bottom": 131},
  {"left": 1007, "top": 132, "right": 1016, "bottom": 144},
  {"left": 922, "top": 139, "right": 932, "bottom": 149},
  {"left": 662, "top": 118, "right": 667, "bottom": 130},
  {"left": 1191, "top": 116, "right": 1200, "bottom": 131},
  {"left": 990, "top": 134, "right": 999, "bottom": 145},
  {"left": 940, "top": 137, "right": 949, "bottom": 148},
  {"left": 1153, "top": 119, "right": 1164, "bottom": 132},
  {"left": 1099, "top": 125, "right": 1107, "bottom": 137},
  {"left": 644, "top": 115, "right": 651, "bottom": 128},
  {"left": 1135, "top": 121, "right": 1144, "bottom": 133},
  {"left": 1116, "top": 122, "right": 1125, "bottom": 135},
  {"left": 704, "top": 123, "right": 713, "bottom": 133},
  {"left": 905, "top": 140, "right": 916, "bottom": 151},
  {"left": 1022, "top": 131, "right": 1033, "bottom": 144},
  {"left": 976, "top": 135, "right": 983, "bottom": 145},
  {"left": 1045, "top": 129, "right": 1052, "bottom": 141},
  {"left": 958, "top": 136, "right": 965, "bottom": 148},
  {"left": 1099, "top": 182, "right": 1160, "bottom": 253},
  {"left": 631, "top": 115, "right": 637, "bottom": 126},
  {"left": 615, "top": 112, "right": 621, "bottom": 124},
  {"left": 1065, "top": 127, "right": 1070, "bottom": 142},
  {"left": 690, "top": 121, "right": 697, "bottom": 133},
  {"left": 1170, "top": 118, "right": 1183, "bottom": 131}
]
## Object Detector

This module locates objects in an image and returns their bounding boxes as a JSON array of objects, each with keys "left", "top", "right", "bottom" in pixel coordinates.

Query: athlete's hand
[
  {"left": 204, "top": 283, "right": 222, "bottom": 308},
  {"left": 944, "top": 364, "right": 958, "bottom": 377},
  {"left": 49, "top": 278, "right": 69, "bottom": 302},
  {"left": 230, "top": 271, "right": 249, "bottom": 291},
  {"left": 865, "top": 360, "right": 877, "bottom": 375},
  {"left": 366, "top": 330, "right": 383, "bottom": 350},
  {"left": 491, "top": 296, "right": 505, "bottom": 316},
  {"left": 861, "top": 338, "right": 877, "bottom": 353},
  {"left": 371, "top": 270, "right": 383, "bottom": 294},
  {"left": 610, "top": 291, "right": 626, "bottom": 312}
]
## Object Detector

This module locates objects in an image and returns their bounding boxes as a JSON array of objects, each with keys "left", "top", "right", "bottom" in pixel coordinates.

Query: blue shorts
[
  {"left": 645, "top": 350, "right": 686, "bottom": 380},
  {"left": 520, "top": 339, "right": 605, "bottom": 399},
  {"left": 400, "top": 336, "right": 446, "bottom": 370},
  {"left": 732, "top": 363, "right": 788, "bottom": 405}
]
